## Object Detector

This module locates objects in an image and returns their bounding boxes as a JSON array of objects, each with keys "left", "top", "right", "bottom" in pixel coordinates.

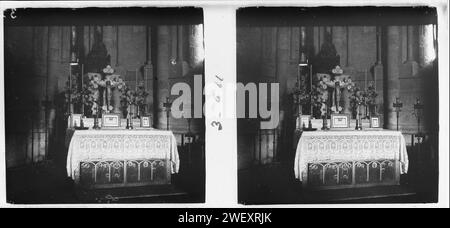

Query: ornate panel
[
  {"left": 80, "top": 159, "right": 170, "bottom": 188},
  {"left": 307, "top": 159, "right": 398, "bottom": 190},
  {"left": 67, "top": 130, "right": 179, "bottom": 189},
  {"left": 294, "top": 130, "right": 409, "bottom": 184}
]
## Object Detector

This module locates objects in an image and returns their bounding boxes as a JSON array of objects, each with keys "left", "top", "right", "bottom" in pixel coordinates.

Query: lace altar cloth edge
[
  {"left": 294, "top": 130, "right": 409, "bottom": 181},
  {"left": 66, "top": 129, "right": 180, "bottom": 181}
]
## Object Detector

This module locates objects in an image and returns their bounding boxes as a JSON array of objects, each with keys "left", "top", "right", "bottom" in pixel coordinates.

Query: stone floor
[
  {"left": 238, "top": 145, "right": 439, "bottom": 205},
  {"left": 6, "top": 146, "right": 205, "bottom": 204}
]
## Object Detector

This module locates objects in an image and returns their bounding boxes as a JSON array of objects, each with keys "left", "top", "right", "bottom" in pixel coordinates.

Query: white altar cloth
[
  {"left": 294, "top": 130, "right": 409, "bottom": 181},
  {"left": 66, "top": 129, "right": 179, "bottom": 182}
]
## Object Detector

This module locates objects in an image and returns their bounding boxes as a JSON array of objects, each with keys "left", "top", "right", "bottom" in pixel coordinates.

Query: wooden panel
[
  {"left": 79, "top": 159, "right": 171, "bottom": 189},
  {"left": 306, "top": 160, "right": 399, "bottom": 190}
]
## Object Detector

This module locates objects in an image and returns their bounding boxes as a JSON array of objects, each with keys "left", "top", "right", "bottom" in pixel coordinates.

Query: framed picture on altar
[
  {"left": 140, "top": 115, "right": 153, "bottom": 128},
  {"left": 102, "top": 113, "right": 121, "bottom": 127},
  {"left": 296, "top": 115, "right": 311, "bottom": 129},
  {"left": 69, "top": 114, "right": 83, "bottom": 128},
  {"left": 330, "top": 114, "right": 350, "bottom": 128},
  {"left": 370, "top": 116, "right": 381, "bottom": 128}
]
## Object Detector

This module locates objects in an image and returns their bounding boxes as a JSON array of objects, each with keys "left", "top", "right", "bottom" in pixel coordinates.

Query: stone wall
[
  {"left": 237, "top": 24, "right": 439, "bottom": 169},
  {"left": 4, "top": 24, "right": 204, "bottom": 167}
]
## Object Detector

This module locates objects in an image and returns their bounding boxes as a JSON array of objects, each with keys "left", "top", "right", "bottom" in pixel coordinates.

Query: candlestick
[
  {"left": 126, "top": 102, "right": 133, "bottom": 129},
  {"left": 81, "top": 64, "right": 84, "bottom": 115},
  {"left": 413, "top": 97, "right": 424, "bottom": 134},
  {"left": 309, "top": 66, "right": 313, "bottom": 115},
  {"left": 364, "top": 69, "right": 368, "bottom": 90},
  {"left": 163, "top": 96, "right": 172, "bottom": 130},
  {"left": 393, "top": 97, "right": 403, "bottom": 131},
  {"left": 135, "top": 70, "right": 138, "bottom": 91},
  {"left": 68, "top": 69, "right": 72, "bottom": 114}
]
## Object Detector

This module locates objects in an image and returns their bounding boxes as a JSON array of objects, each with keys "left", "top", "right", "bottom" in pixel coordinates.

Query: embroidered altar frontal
[
  {"left": 66, "top": 130, "right": 179, "bottom": 189},
  {"left": 294, "top": 130, "right": 409, "bottom": 190}
]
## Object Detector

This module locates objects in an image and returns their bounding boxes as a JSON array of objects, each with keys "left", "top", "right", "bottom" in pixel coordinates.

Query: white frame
[
  {"left": 140, "top": 115, "right": 152, "bottom": 128},
  {"left": 296, "top": 115, "right": 311, "bottom": 129},
  {"left": 330, "top": 114, "right": 350, "bottom": 128},
  {"left": 370, "top": 116, "right": 381, "bottom": 128},
  {"left": 69, "top": 114, "right": 83, "bottom": 128},
  {"left": 101, "top": 113, "right": 121, "bottom": 127}
]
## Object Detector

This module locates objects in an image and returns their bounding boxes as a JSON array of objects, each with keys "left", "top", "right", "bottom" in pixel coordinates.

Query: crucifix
[
  {"left": 413, "top": 97, "right": 425, "bottom": 156},
  {"left": 393, "top": 97, "right": 403, "bottom": 131},
  {"left": 163, "top": 96, "right": 172, "bottom": 130},
  {"left": 413, "top": 97, "right": 425, "bottom": 137}
]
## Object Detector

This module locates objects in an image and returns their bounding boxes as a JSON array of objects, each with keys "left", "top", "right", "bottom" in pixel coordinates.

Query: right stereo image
[{"left": 236, "top": 7, "right": 439, "bottom": 204}]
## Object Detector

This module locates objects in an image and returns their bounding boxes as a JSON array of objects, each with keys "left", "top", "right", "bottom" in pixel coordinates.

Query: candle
[
  {"left": 364, "top": 69, "right": 368, "bottom": 90},
  {"left": 373, "top": 68, "right": 377, "bottom": 90},
  {"left": 135, "top": 70, "right": 138, "bottom": 91},
  {"left": 81, "top": 64, "right": 84, "bottom": 115},
  {"left": 68, "top": 72, "right": 72, "bottom": 114},
  {"left": 310, "top": 66, "right": 313, "bottom": 115}
]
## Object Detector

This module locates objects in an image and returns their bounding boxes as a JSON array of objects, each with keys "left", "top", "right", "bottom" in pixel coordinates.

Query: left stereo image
[{"left": 4, "top": 7, "right": 205, "bottom": 204}]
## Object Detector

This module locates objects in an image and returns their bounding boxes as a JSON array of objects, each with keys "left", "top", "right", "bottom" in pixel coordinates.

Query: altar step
[
  {"left": 75, "top": 185, "right": 192, "bottom": 203},
  {"left": 302, "top": 185, "right": 418, "bottom": 203}
]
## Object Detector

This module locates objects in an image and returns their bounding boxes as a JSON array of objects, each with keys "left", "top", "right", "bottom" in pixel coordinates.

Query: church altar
[
  {"left": 294, "top": 130, "right": 409, "bottom": 190},
  {"left": 66, "top": 129, "right": 179, "bottom": 189}
]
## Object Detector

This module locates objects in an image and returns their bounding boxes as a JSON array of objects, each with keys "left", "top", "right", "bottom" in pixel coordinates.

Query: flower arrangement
[
  {"left": 365, "top": 82, "right": 378, "bottom": 111},
  {"left": 314, "top": 71, "right": 355, "bottom": 116},
  {"left": 87, "top": 66, "right": 126, "bottom": 91},
  {"left": 312, "top": 82, "right": 330, "bottom": 117},
  {"left": 121, "top": 82, "right": 149, "bottom": 115},
  {"left": 349, "top": 87, "right": 366, "bottom": 108},
  {"left": 121, "top": 88, "right": 138, "bottom": 105},
  {"left": 84, "top": 66, "right": 127, "bottom": 114},
  {"left": 293, "top": 75, "right": 310, "bottom": 109},
  {"left": 65, "top": 65, "right": 151, "bottom": 118},
  {"left": 64, "top": 65, "right": 128, "bottom": 117},
  {"left": 84, "top": 73, "right": 102, "bottom": 115},
  {"left": 65, "top": 76, "right": 82, "bottom": 104},
  {"left": 349, "top": 82, "right": 378, "bottom": 116}
]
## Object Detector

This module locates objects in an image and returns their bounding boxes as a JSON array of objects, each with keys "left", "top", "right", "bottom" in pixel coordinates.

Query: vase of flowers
[
  {"left": 82, "top": 73, "right": 102, "bottom": 117},
  {"left": 121, "top": 83, "right": 149, "bottom": 118},
  {"left": 365, "top": 82, "right": 378, "bottom": 116},
  {"left": 80, "top": 66, "right": 126, "bottom": 117},
  {"left": 315, "top": 70, "right": 355, "bottom": 118},
  {"left": 349, "top": 87, "right": 366, "bottom": 119},
  {"left": 64, "top": 76, "right": 82, "bottom": 114}
]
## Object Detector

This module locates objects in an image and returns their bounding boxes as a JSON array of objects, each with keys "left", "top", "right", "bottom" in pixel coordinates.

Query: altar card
[
  {"left": 370, "top": 116, "right": 381, "bottom": 128},
  {"left": 140, "top": 115, "right": 153, "bottom": 128},
  {"left": 69, "top": 114, "right": 83, "bottom": 128},
  {"left": 330, "top": 114, "right": 350, "bottom": 129},
  {"left": 102, "top": 113, "right": 121, "bottom": 127}
]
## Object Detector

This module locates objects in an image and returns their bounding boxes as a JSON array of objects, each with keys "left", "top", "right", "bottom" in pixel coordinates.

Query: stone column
[
  {"left": 401, "top": 26, "right": 419, "bottom": 77},
  {"left": 46, "top": 26, "right": 61, "bottom": 159},
  {"left": 155, "top": 26, "right": 171, "bottom": 129},
  {"left": 178, "top": 25, "right": 190, "bottom": 76},
  {"left": 418, "top": 24, "right": 436, "bottom": 67},
  {"left": 373, "top": 26, "right": 384, "bottom": 116},
  {"left": 177, "top": 26, "right": 184, "bottom": 62},
  {"left": 332, "top": 26, "right": 347, "bottom": 67},
  {"left": 276, "top": 27, "right": 289, "bottom": 161},
  {"left": 144, "top": 26, "right": 154, "bottom": 117},
  {"left": 189, "top": 24, "right": 204, "bottom": 72},
  {"left": 384, "top": 26, "right": 402, "bottom": 130},
  {"left": 103, "top": 26, "right": 117, "bottom": 68},
  {"left": 276, "top": 27, "right": 289, "bottom": 100},
  {"left": 171, "top": 25, "right": 178, "bottom": 64}
]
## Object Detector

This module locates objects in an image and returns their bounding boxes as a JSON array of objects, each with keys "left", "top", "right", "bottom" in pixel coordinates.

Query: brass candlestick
[
  {"left": 163, "top": 97, "right": 172, "bottom": 130},
  {"left": 355, "top": 103, "right": 363, "bottom": 130},
  {"left": 126, "top": 103, "right": 134, "bottom": 129},
  {"left": 393, "top": 97, "right": 403, "bottom": 131}
]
